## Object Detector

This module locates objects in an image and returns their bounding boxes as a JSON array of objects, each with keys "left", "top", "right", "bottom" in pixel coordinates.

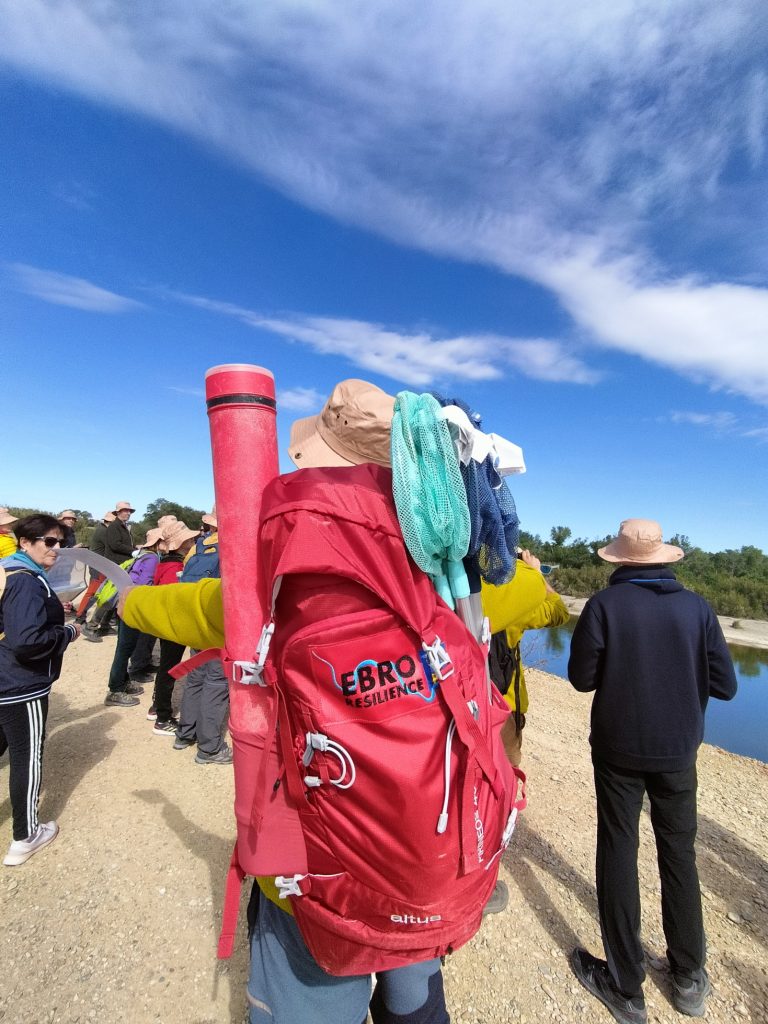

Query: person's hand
[
  {"left": 520, "top": 549, "right": 541, "bottom": 571},
  {"left": 69, "top": 623, "right": 81, "bottom": 640},
  {"left": 62, "top": 601, "right": 74, "bottom": 613},
  {"left": 117, "top": 584, "right": 136, "bottom": 620}
]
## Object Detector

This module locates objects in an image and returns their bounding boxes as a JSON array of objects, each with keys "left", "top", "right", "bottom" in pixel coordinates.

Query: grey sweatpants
[{"left": 176, "top": 651, "right": 229, "bottom": 755}]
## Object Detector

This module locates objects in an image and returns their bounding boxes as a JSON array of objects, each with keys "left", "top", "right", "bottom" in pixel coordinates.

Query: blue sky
[{"left": 1, "top": 1, "right": 767, "bottom": 552}]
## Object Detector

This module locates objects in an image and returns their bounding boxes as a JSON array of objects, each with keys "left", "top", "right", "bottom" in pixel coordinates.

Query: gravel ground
[{"left": 1, "top": 636, "right": 766, "bottom": 1023}]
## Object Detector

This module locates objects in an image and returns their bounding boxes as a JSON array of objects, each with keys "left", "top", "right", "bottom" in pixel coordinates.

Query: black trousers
[
  {"left": 0, "top": 696, "right": 49, "bottom": 840},
  {"left": 153, "top": 639, "right": 186, "bottom": 722},
  {"left": 593, "top": 757, "right": 705, "bottom": 998}
]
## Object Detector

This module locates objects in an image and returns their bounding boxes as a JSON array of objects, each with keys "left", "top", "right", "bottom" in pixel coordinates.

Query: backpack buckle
[
  {"left": 422, "top": 637, "right": 454, "bottom": 680},
  {"left": 275, "top": 873, "right": 306, "bottom": 899},
  {"left": 231, "top": 660, "right": 267, "bottom": 687},
  {"left": 480, "top": 616, "right": 491, "bottom": 645},
  {"left": 255, "top": 621, "right": 275, "bottom": 668}
]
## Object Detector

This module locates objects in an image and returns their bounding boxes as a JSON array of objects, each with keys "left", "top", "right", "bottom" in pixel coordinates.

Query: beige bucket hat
[
  {"left": 0, "top": 507, "right": 18, "bottom": 527},
  {"left": 139, "top": 527, "right": 164, "bottom": 549},
  {"left": 102, "top": 511, "right": 116, "bottom": 523},
  {"left": 114, "top": 500, "right": 136, "bottom": 514},
  {"left": 58, "top": 509, "right": 77, "bottom": 522},
  {"left": 157, "top": 515, "right": 178, "bottom": 528},
  {"left": 162, "top": 520, "right": 200, "bottom": 552},
  {"left": 289, "top": 379, "right": 396, "bottom": 469},
  {"left": 598, "top": 519, "right": 684, "bottom": 565},
  {"left": 201, "top": 504, "right": 217, "bottom": 529}
]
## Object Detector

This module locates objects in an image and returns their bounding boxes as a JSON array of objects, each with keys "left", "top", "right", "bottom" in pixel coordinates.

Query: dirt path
[{"left": 1, "top": 638, "right": 766, "bottom": 1023}]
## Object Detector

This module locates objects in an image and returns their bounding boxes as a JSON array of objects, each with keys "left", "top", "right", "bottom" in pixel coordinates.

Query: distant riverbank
[{"left": 561, "top": 596, "right": 768, "bottom": 651}]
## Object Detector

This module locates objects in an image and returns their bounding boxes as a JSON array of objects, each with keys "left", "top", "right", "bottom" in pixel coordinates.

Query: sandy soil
[
  {"left": 561, "top": 596, "right": 768, "bottom": 651},
  {"left": 1, "top": 636, "right": 767, "bottom": 1024}
]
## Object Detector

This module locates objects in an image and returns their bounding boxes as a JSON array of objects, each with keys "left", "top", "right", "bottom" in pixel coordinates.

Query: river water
[{"left": 520, "top": 619, "right": 768, "bottom": 763}]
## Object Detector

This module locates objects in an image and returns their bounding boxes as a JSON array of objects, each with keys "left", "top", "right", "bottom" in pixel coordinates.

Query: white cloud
[
  {"left": 538, "top": 253, "right": 768, "bottom": 403},
  {"left": 277, "top": 386, "right": 325, "bottom": 412},
  {"left": 169, "top": 290, "right": 599, "bottom": 387},
  {"left": 7, "top": 263, "right": 142, "bottom": 313},
  {"left": 669, "top": 411, "right": 737, "bottom": 429},
  {"left": 165, "top": 385, "right": 205, "bottom": 398},
  {"left": 743, "top": 426, "right": 768, "bottom": 442},
  {"left": 1, "top": 3, "right": 767, "bottom": 398}
]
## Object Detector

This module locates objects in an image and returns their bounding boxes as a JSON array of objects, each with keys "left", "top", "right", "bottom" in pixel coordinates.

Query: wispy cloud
[
  {"left": 2, "top": 3, "right": 767, "bottom": 398},
  {"left": 743, "top": 426, "right": 768, "bottom": 442},
  {"left": 169, "top": 290, "right": 599, "bottom": 387},
  {"left": 669, "top": 411, "right": 737, "bottom": 429},
  {"left": 7, "top": 263, "right": 142, "bottom": 313},
  {"left": 165, "top": 385, "right": 205, "bottom": 398},
  {"left": 277, "top": 387, "right": 325, "bottom": 412}
]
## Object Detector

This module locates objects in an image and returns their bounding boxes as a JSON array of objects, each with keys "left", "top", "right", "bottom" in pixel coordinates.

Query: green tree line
[
  {"left": 3, "top": 499, "right": 207, "bottom": 547},
  {"left": 520, "top": 526, "right": 768, "bottom": 620}
]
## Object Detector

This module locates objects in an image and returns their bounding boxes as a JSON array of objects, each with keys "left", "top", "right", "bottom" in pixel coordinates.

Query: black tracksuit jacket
[{"left": 568, "top": 566, "right": 737, "bottom": 772}]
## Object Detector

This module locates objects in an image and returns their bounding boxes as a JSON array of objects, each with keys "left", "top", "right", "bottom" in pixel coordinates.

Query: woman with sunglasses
[{"left": 0, "top": 514, "right": 80, "bottom": 866}]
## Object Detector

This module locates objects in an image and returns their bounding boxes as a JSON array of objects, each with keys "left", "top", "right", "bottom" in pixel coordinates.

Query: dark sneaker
[
  {"left": 124, "top": 681, "right": 145, "bottom": 695},
  {"left": 81, "top": 626, "right": 103, "bottom": 644},
  {"left": 129, "top": 670, "right": 154, "bottom": 684},
  {"left": 482, "top": 879, "right": 509, "bottom": 916},
  {"left": 173, "top": 734, "right": 196, "bottom": 750},
  {"left": 571, "top": 949, "right": 647, "bottom": 1024},
  {"left": 146, "top": 705, "right": 157, "bottom": 721},
  {"left": 4, "top": 821, "right": 59, "bottom": 866},
  {"left": 104, "top": 691, "right": 140, "bottom": 707},
  {"left": 153, "top": 716, "right": 180, "bottom": 736},
  {"left": 672, "top": 970, "right": 711, "bottom": 1017},
  {"left": 195, "top": 742, "right": 234, "bottom": 765}
]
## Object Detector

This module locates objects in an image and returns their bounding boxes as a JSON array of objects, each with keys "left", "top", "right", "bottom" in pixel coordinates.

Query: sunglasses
[{"left": 36, "top": 536, "right": 63, "bottom": 548}]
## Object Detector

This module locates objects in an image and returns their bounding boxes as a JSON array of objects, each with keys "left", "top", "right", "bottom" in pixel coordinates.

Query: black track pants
[{"left": 0, "top": 696, "right": 49, "bottom": 841}]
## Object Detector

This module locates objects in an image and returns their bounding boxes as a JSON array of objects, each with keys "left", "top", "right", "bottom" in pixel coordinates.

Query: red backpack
[{"left": 218, "top": 463, "right": 526, "bottom": 975}]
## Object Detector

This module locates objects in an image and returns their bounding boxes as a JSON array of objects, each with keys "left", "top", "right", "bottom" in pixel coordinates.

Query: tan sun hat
[
  {"left": 139, "top": 527, "right": 164, "bottom": 549},
  {"left": 157, "top": 515, "right": 178, "bottom": 528},
  {"left": 162, "top": 520, "right": 200, "bottom": 552},
  {"left": 201, "top": 504, "right": 217, "bottom": 529},
  {"left": 0, "top": 507, "right": 18, "bottom": 527},
  {"left": 114, "top": 500, "right": 136, "bottom": 514},
  {"left": 102, "top": 511, "right": 116, "bottom": 523},
  {"left": 598, "top": 519, "right": 684, "bottom": 565},
  {"left": 58, "top": 509, "right": 77, "bottom": 522},
  {"left": 289, "top": 379, "right": 396, "bottom": 469}
]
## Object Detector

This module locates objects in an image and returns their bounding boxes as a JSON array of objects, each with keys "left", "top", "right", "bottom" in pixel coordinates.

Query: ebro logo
[{"left": 390, "top": 913, "right": 442, "bottom": 924}]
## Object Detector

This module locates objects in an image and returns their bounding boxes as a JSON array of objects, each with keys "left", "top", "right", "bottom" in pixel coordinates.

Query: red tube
[{"left": 205, "top": 364, "right": 278, "bottom": 661}]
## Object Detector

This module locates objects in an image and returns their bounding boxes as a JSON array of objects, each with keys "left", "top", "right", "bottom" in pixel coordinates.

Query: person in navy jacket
[
  {"left": 568, "top": 519, "right": 737, "bottom": 1024},
  {"left": 0, "top": 514, "right": 80, "bottom": 866}
]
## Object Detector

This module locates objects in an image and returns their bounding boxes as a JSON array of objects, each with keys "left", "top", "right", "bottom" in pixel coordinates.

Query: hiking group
[{"left": 0, "top": 377, "right": 737, "bottom": 1024}]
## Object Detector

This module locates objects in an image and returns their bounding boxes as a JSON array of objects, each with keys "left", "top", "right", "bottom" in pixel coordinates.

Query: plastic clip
[
  {"left": 422, "top": 637, "right": 454, "bottom": 680},
  {"left": 275, "top": 874, "right": 305, "bottom": 899},
  {"left": 231, "top": 660, "right": 266, "bottom": 687},
  {"left": 256, "top": 621, "right": 275, "bottom": 667}
]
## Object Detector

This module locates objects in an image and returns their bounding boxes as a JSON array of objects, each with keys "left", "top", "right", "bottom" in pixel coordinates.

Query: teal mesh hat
[{"left": 390, "top": 391, "right": 471, "bottom": 608}]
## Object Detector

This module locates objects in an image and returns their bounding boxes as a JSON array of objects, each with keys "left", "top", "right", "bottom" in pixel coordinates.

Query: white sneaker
[{"left": 3, "top": 821, "right": 59, "bottom": 866}]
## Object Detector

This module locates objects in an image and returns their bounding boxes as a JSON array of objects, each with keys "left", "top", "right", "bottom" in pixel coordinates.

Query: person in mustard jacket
[{"left": 481, "top": 549, "right": 569, "bottom": 766}]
